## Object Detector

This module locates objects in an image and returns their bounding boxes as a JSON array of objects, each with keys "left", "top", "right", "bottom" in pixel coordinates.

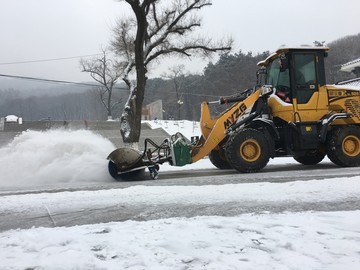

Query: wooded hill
[{"left": 1, "top": 33, "right": 359, "bottom": 121}]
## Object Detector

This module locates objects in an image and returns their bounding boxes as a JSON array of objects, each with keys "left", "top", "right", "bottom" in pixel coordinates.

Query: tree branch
[
  {"left": 167, "top": 0, "right": 211, "bottom": 31},
  {"left": 145, "top": 39, "right": 232, "bottom": 66}
]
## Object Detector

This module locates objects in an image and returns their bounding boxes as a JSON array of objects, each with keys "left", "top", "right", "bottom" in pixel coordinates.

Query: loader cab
[{"left": 260, "top": 47, "right": 329, "bottom": 122}]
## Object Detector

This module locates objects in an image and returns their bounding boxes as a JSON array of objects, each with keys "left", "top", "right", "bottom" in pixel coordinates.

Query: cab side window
[
  {"left": 293, "top": 54, "right": 318, "bottom": 103},
  {"left": 266, "top": 56, "right": 291, "bottom": 102},
  {"left": 266, "top": 60, "right": 280, "bottom": 86}
]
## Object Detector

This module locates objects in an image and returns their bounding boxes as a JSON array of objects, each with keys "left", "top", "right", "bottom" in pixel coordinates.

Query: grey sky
[{"left": 0, "top": 0, "right": 359, "bottom": 82}]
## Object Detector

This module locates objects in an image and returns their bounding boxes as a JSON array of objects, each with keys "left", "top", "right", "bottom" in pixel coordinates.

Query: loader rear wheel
[
  {"left": 209, "top": 149, "right": 232, "bottom": 169},
  {"left": 108, "top": 161, "right": 145, "bottom": 181},
  {"left": 293, "top": 149, "right": 326, "bottom": 165},
  {"left": 326, "top": 126, "right": 360, "bottom": 167},
  {"left": 225, "top": 128, "right": 270, "bottom": 173}
]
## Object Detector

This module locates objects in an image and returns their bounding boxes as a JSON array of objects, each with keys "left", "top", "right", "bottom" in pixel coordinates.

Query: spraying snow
[
  {"left": 0, "top": 121, "right": 214, "bottom": 189},
  {"left": 0, "top": 129, "right": 115, "bottom": 186}
]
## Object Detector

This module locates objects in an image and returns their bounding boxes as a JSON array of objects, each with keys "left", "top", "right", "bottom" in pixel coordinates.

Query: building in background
[
  {"left": 341, "top": 58, "right": 360, "bottom": 77},
  {"left": 339, "top": 58, "right": 360, "bottom": 87},
  {"left": 4, "top": 115, "right": 22, "bottom": 124},
  {"left": 142, "top": 100, "right": 163, "bottom": 120}
]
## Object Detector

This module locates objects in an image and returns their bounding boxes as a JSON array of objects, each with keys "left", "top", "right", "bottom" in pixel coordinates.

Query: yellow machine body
[{"left": 189, "top": 46, "right": 359, "bottom": 171}]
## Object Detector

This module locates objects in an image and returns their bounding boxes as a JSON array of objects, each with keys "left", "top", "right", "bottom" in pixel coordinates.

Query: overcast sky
[{"left": 0, "top": 0, "right": 359, "bottom": 83}]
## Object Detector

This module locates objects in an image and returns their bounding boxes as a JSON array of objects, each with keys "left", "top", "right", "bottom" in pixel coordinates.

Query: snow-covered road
[{"left": 1, "top": 173, "right": 360, "bottom": 230}]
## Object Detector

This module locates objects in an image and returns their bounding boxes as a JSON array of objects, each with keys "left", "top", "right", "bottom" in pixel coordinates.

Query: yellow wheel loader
[{"left": 108, "top": 46, "right": 360, "bottom": 180}]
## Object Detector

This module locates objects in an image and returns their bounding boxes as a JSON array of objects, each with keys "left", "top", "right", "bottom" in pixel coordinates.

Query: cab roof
[{"left": 257, "top": 46, "right": 330, "bottom": 67}]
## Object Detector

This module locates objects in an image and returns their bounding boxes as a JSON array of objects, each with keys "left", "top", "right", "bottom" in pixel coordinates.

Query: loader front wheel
[
  {"left": 326, "top": 126, "right": 360, "bottom": 167},
  {"left": 225, "top": 128, "right": 270, "bottom": 173},
  {"left": 209, "top": 148, "right": 232, "bottom": 169}
]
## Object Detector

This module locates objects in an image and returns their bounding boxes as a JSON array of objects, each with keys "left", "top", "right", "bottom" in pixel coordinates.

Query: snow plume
[{"left": 0, "top": 129, "right": 115, "bottom": 187}]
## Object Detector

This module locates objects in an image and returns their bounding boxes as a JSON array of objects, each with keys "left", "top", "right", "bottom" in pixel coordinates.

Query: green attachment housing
[{"left": 171, "top": 138, "right": 192, "bottom": 166}]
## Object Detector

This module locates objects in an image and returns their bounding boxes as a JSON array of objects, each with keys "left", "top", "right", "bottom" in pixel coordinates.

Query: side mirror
[
  {"left": 279, "top": 55, "right": 288, "bottom": 72},
  {"left": 256, "top": 67, "right": 266, "bottom": 87},
  {"left": 261, "top": 85, "right": 273, "bottom": 97}
]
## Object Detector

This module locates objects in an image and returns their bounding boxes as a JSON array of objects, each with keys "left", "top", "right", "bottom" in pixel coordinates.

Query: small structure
[
  {"left": 142, "top": 100, "right": 163, "bottom": 120},
  {"left": 4, "top": 115, "right": 22, "bottom": 124}
]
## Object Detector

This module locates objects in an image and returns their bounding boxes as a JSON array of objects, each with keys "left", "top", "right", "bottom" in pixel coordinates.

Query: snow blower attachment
[
  {"left": 107, "top": 133, "right": 193, "bottom": 180},
  {"left": 108, "top": 46, "right": 360, "bottom": 180}
]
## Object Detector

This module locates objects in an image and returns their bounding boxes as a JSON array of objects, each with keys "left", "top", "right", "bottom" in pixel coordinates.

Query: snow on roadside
[
  {"left": 0, "top": 176, "right": 359, "bottom": 214},
  {"left": 1, "top": 211, "right": 359, "bottom": 270}
]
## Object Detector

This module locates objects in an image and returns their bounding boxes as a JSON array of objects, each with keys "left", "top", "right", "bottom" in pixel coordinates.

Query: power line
[
  {"left": 0, "top": 53, "right": 102, "bottom": 65},
  {"left": 0, "top": 73, "right": 220, "bottom": 98},
  {"left": 0, "top": 73, "right": 128, "bottom": 90},
  {"left": 0, "top": 54, "right": 222, "bottom": 98}
]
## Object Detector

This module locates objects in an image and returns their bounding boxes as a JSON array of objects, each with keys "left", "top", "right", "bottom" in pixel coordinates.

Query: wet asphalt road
[{"left": 1, "top": 162, "right": 359, "bottom": 232}]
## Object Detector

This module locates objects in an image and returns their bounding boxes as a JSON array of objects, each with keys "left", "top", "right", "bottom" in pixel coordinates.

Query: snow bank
[{"left": 1, "top": 211, "right": 359, "bottom": 270}]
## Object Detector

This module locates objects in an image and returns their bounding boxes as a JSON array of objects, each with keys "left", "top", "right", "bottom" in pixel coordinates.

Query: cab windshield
[{"left": 266, "top": 56, "right": 290, "bottom": 89}]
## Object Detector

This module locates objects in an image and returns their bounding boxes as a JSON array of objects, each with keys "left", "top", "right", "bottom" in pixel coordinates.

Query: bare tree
[
  {"left": 112, "top": 0, "right": 232, "bottom": 146},
  {"left": 80, "top": 48, "right": 123, "bottom": 120},
  {"left": 163, "top": 65, "right": 186, "bottom": 120}
]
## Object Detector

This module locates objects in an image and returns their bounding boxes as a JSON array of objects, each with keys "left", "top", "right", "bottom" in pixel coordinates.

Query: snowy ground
[
  {"left": 1, "top": 211, "right": 359, "bottom": 270},
  {"left": 0, "top": 122, "right": 359, "bottom": 269}
]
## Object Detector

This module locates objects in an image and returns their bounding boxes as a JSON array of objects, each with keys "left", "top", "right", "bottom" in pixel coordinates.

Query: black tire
[
  {"left": 108, "top": 160, "right": 119, "bottom": 179},
  {"left": 108, "top": 161, "right": 145, "bottom": 181},
  {"left": 293, "top": 149, "right": 326, "bottom": 165},
  {"left": 209, "top": 149, "right": 232, "bottom": 169},
  {"left": 225, "top": 128, "right": 270, "bottom": 173},
  {"left": 326, "top": 125, "right": 360, "bottom": 167}
]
